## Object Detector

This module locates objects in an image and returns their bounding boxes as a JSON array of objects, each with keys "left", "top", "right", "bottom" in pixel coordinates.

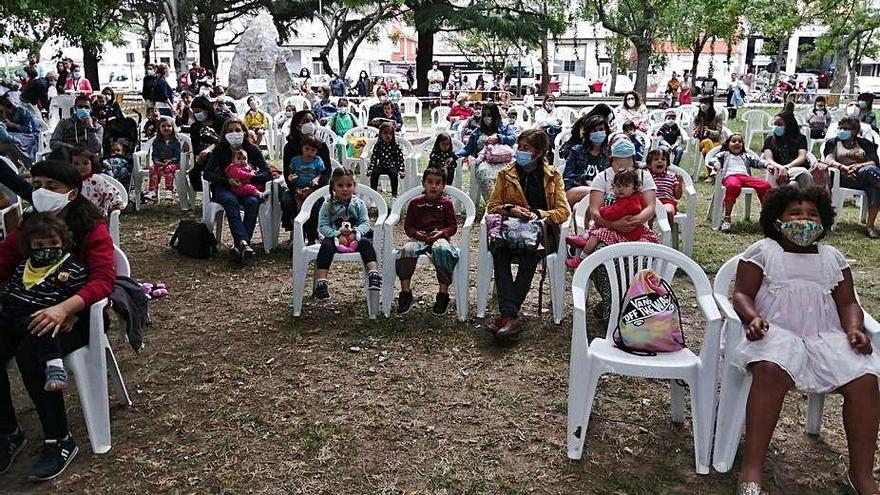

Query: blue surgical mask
[
  {"left": 610, "top": 138, "right": 636, "bottom": 158},
  {"left": 837, "top": 129, "right": 853, "bottom": 141},
  {"left": 515, "top": 150, "right": 533, "bottom": 167},
  {"left": 772, "top": 125, "right": 785, "bottom": 137},
  {"left": 664, "top": 119, "right": 676, "bottom": 127},
  {"left": 194, "top": 111, "right": 207, "bottom": 122},
  {"left": 75, "top": 108, "right": 90, "bottom": 119},
  {"left": 589, "top": 131, "right": 606, "bottom": 144}
]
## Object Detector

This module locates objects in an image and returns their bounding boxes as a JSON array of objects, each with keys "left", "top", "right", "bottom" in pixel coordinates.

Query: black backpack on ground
[{"left": 169, "top": 220, "right": 217, "bottom": 259}]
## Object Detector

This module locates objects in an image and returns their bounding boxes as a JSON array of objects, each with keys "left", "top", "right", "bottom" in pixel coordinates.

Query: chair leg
[
  {"left": 105, "top": 344, "right": 132, "bottom": 407},
  {"left": 292, "top": 261, "right": 308, "bottom": 317},
  {"left": 382, "top": 250, "right": 395, "bottom": 318},
  {"left": 712, "top": 365, "right": 752, "bottom": 473},
  {"left": 671, "top": 379, "right": 686, "bottom": 424},
  {"left": 65, "top": 350, "right": 111, "bottom": 454},
  {"left": 689, "top": 376, "right": 712, "bottom": 475},
  {"left": 805, "top": 393, "right": 825, "bottom": 435},
  {"left": 363, "top": 269, "right": 378, "bottom": 319},
  {"left": 567, "top": 358, "right": 601, "bottom": 460},
  {"left": 475, "top": 247, "right": 493, "bottom": 319},
  {"left": 744, "top": 193, "right": 752, "bottom": 221}
]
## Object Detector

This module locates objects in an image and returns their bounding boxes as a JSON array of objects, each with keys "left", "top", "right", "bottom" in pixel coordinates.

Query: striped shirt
[
  {"left": 652, "top": 171, "right": 680, "bottom": 201},
  {"left": 0, "top": 254, "right": 88, "bottom": 315}
]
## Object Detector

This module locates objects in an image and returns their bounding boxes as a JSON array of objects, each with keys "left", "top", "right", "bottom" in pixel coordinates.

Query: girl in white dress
[{"left": 731, "top": 186, "right": 880, "bottom": 495}]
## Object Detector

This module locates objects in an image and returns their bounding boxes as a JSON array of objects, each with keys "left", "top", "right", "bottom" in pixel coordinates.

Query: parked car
[
  {"left": 534, "top": 73, "right": 561, "bottom": 95},
  {"left": 600, "top": 73, "right": 634, "bottom": 95},
  {"left": 104, "top": 73, "right": 139, "bottom": 92},
  {"left": 855, "top": 76, "right": 880, "bottom": 96},
  {"left": 556, "top": 73, "right": 603, "bottom": 95}
]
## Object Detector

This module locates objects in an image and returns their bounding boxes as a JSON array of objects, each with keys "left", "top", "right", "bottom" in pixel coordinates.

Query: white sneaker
[
  {"left": 144, "top": 191, "right": 156, "bottom": 201},
  {"left": 162, "top": 190, "right": 174, "bottom": 201},
  {"left": 720, "top": 220, "right": 732, "bottom": 233}
]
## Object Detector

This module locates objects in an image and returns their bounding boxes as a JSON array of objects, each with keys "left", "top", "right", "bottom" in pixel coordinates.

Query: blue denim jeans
[{"left": 212, "top": 186, "right": 260, "bottom": 245}]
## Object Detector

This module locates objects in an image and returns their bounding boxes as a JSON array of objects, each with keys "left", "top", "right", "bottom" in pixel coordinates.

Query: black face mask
[{"left": 29, "top": 247, "right": 64, "bottom": 268}]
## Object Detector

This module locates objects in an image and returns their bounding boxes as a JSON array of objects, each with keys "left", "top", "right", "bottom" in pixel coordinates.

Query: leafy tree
[
  {"left": 192, "top": 0, "right": 267, "bottom": 71},
  {"left": 123, "top": 0, "right": 166, "bottom": 65},
  {"left": 668, "top": 0, "right": 743, "bottom": 79},
  {"left": 805, "top": 0, "right": 880, "bottom": 93},
  {"left": 446, "top": 30, "right": 520, "bottom": 77}
]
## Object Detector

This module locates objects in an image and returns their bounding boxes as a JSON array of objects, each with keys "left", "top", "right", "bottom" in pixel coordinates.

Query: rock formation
[{"left": 226, "top": 13, "right": 292, "bottom": 113}]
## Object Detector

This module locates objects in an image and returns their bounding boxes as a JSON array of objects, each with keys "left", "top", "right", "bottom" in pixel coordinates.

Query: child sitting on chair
[
  {"left": 225, "top": 149, "right": 263, "bottom": 198},
  {"left": 709, "top": 133, "right": 777, "bottom": 233},
  {"left": 394, "top": 167, "right": 459, "bottom": 316},
  {"left": 71, "top": 148, "right": 126, "bottom": 215},
  {"left": 647, "top": 148, "right": 682, "bottom": 224},
  {"left": 428, "top": 133, "right": 458, "bottom": 186},
  {"left": 369, "top": 122, "right": 405, "bottom": 197},
  {"left": 288, "top": 135, "right": 326, "bottom": 208},
  {"left": 0, "top": 213, "right": 88, "bottom": 392},
  {"left": 102, "top": 142, "right": 133, "bottom": 189},
  {"left": 566, "top": 168, "right": 645, "bottom": 268}
]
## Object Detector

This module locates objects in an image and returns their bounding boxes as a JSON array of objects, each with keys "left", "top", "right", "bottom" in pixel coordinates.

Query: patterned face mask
[
  {"left": 776, "top": 219, "right": 823, "bottom": 246},
  {"left": 30, "top": 247, "right": 64, "bottom": 268}
]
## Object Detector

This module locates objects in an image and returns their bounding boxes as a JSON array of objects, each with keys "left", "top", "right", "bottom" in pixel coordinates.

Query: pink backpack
[
  {"left": 613, "top": 269, "right": 685, "bottom": 355},
  {"left": 482, "top": 144, "right": 514, "bottom": 164}
]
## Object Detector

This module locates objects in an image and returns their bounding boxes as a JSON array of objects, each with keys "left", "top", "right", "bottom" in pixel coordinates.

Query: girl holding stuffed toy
[
  {"left": 313, "top": 167, "right": 382, "bottom": 300},
  {"left": 730, "top": 186, "right": 880, "bottom": 495}
]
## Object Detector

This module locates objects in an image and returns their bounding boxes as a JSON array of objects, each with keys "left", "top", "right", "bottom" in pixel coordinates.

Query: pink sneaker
[
  {"left": 565, "top": 256, "right": 583, "bottom": 269},
  {"left": 566, "top": 235, "right": 589, "bottom": 248}
]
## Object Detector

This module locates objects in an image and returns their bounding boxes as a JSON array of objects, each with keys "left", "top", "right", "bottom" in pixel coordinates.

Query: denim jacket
[
  {"left": 563, "top": 144, "right": 608, "bottom": 189},
  {"left": 318, "top": 196, "right": 371, "bottom": 239}
]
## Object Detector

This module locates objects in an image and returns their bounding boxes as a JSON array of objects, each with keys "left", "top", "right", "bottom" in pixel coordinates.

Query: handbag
[
  {"left": 169, "top": 220, "right": 218, "bottom": 259},
  {"left": 485, "top": 213, "right": 543, "bottom": 254},
  {"left": 483, "top": 144, "right": 514, "bottom": 164},
  {"left": 613, "top": 269, "right": 685, "bottom": 356}
]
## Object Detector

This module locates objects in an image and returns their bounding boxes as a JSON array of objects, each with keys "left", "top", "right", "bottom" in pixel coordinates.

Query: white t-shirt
[{"left": 590, "top": 167, "right": 656, "bottom": 204}]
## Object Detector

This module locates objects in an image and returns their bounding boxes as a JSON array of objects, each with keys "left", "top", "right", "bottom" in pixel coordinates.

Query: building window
[
  {"left": 160, "top": 57, "right": 170, "bottom": 65},
  {"left": 563, "top": 60, "right": 577, "bottom": 72},
  {"left": 126, "top": 53, "right": 135, "bottom": 64},
  {"left": 313, "top": 60, "right": 324, "bottom": 75}
]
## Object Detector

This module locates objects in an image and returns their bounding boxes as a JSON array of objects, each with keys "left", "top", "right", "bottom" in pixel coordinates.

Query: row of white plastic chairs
[{"left": 565, "top": 241, "right": 880, "bottom": 474}]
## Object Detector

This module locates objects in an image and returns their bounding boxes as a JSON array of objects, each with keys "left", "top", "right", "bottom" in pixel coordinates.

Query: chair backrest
[
  {"left": 431, "top": 106, "right": 451, "bottom": 128},
  {"left": 705, "top": 145, "right": 723, "bottom": 167},
  {"left": 741, "top": 109, "right": 769, "bottom": 129},
  {"left": 330, "top": 158, "right": 343, "bottom": 170},
  {"left": 678, "top": 104, "right": 698, "bottom": 126},
  {"left": 47, "top": 95, "right": 76, "bottom": 130},
  {"left": 390, "top": 185, "right": 476, "bottom": 234},
  {"left": 113, "top": 245, "right": 131, "bottom": 278},
  {"left": 342, "top": 126, "right": 379, "bottom": 141},
  {"left": 556, "top": 106, "right": 578, "bottom": 128},
  {"left": 648, "top": 108, "right": 672, "bottom": 126},
  {"left": 313, "top": 126, "right": 338, "bottom": 149},
  {"left": 509, "top": 105, "right": 532, "bottom": 126},
  {"left": 298, "top": 184, "right": 388, "bottom": 227},
  {"left": 399, "top": 97, "right": 421, "bottom": 116},
  {"left": 415, "top": 134, "right": 464, "bottom": 155},
  {"left": 103, "top": 174, "right": 130, "bottom": 206},
  {"left": 283, "top": 95, "right": 311, "bottom": 112},
  {"left": 573, "top": 242, "right": 714, "bottom": 342}
]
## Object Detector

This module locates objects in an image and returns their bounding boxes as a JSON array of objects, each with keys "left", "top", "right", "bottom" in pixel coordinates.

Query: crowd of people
[{"left": 0, "top": 55, "right": 880, "bottom": 492}]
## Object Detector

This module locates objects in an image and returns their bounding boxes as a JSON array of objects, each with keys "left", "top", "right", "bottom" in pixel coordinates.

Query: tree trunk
[
  {"left": 198, "top": 17, "right": 217, "bottom": 71},
  {"left": 142, "top": 32, "right": 154, "bottom": 65},
  {"left": 830, "top": 39, "right": 850, "bottom": 94},
  {"left": 633, "top": 42, "right": 650, "bottom": 96},
  {"left": 318, "top": 28, "right": 337, "bottom": 76},
  {"left": 690, "top": 34, "right": 708, "bottom": 79},
  {"left": 337, "top": 40, "right": 345, "bottom": 77},
  {"left": 540, "top": 33, "right": 550, "bottom": 94},
  {"left": 163, "top": 0, "right": 188, "bottom": 90},
  {"left": 339, "top": 16, "right": 387, "bottom": 79},
  {"left": 83, "top": 44, "right": 101, "bottom": 91},
  {"left": 773, "top": 36, "right": 786, "bottom": 84},
  {"left": 414, "top": 15, "right": 435, "bottom": 97}
]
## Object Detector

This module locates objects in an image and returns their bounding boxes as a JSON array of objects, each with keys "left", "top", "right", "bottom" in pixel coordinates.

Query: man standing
[
  {"left": 427, "top": 62, "right": 445, "bottom": 104},
  {"left": 700, "top": 69, "right": 718, "bottom": 97}
]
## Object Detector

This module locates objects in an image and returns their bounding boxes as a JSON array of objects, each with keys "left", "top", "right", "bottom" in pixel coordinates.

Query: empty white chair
[
  {"left": 711, "top": 254, "right": 880, "bottom": 472},
  {"left": 740, "top": 109, "right": 771, "bottom": 150},
  {"left": 103, "top": 175, "right": 129, "bottom": 247},
  {"left": 567, "top": 242, "right": 722, "bottom": 474},
  {"left": 399, "top": 97, "right": 423, "bottom": 132},
  {"left": 666, "top": 165, "right": 697, "bottom": 256},
  {"left": 475, "top": 210, "right": 572, "bottom": 325},
  {"left": 705, "top": 146, "right": 760, "bottom": 230},
  {"left": 382, "top": 186, "right": 475, "bottom": 320},
  {"left": 312, "top": 125, "right": 340, "bottom": 159},
  {"left": 829, "top": 167, "right": 869, "bottom": 230},
  {"left": 46, "top": 94, "right": 76, "bottom": 131},
  {"left": 0, "top": 157, "right": 22, "bottom": 241},
  {"left": 292, "top": 184, "right": 388, "bottom": 319},
  {"left": 430, "top": 106, "right": 451, "bottom": 131},
  {"left": 340, "top": 126, "right": 379, "bottom": 181},
  {"left": 200, "top": 176, "right": 276, "bottom": 254}
]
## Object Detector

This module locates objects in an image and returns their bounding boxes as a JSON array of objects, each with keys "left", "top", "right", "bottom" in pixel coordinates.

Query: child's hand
[
  {"left": 229, "top": 178, "right": 241, "bottom": 187},
  {"left": 745, "top": 317, "right": 769, "bottom": 341},
  {"left": 288, "top": 173, "right": 298, "bottom": 182},
  {"left": 399, "top": 170, "right": 406, "bottom": 178},
  {"left": 310, "top": 177, "right": 319, "bottom": 187},
  {"left": 848, "top": 329, "right": 873, "bottom": 354}
]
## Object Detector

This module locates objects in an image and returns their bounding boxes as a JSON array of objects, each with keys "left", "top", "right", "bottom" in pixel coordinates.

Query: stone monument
[{"left": 227, "top": 13, "right": 292, "bottom": 114}]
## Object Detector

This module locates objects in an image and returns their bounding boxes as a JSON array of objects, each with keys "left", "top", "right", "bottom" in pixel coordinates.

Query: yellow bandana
[{"left": 22, "top": 253, "right": 71, "bottom": 290}]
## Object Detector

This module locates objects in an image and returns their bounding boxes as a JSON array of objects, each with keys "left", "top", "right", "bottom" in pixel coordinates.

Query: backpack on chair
[
  {"left": 613, "top": 268, "right": 685, "bottom": 356},
  {"left": 169, "top": 220, "right": 218, "bottom": 259}
]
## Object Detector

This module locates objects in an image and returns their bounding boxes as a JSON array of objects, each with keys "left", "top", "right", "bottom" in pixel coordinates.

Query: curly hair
[
  {"left": 18, "top": 212, "right": 73, "bottom": 257},
  {"left": 759, "top": 185, "right": 835, "bottom": 244}
]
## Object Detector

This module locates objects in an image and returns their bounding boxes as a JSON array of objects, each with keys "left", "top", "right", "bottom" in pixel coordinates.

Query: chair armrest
[
  {"left": 697, "top": 293, "right": 722, "bottom": 323},
  {"left": 864, "top": 310, "right": 880, "bottom": 335},
  {"left": 713, "top": 294, "right": 741, "bottom": 323},
  {"left": 384, "top": 212, "right": 402, "bottom": 228}
]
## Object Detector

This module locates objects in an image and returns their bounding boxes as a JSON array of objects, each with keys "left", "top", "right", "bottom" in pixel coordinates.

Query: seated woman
[
  {"left": 187, "top": 97, "right": 228, "bottom": 192},
  {"left": 614, "top": 91, "right": 649, "bottom": 132},
  {"left": 692, "top": 95, "right": 725, "bottom": 178},
  {"left": 0, "top": 161, "right": 115, "bottom": 482},
  {"left": 281, "top": 110, "right": 333, "bottom": 243},
  {"left": 203, "top": 118, "right": 271, "bottom": 263},
  {"left": 822, "top": 116, "right": 880, "bottom": 238},
  {"left": 485, "top": 129, "right": 570, "bottom": 338},
  {"left": 563, "top": 115, "right": 610, "bottom": 206},
  {"left": 0, "top": 97, "right": 40, "bottom": 161},
  {"left": 762, "top": 110, "right": 813, "bottom": 188},
  {"left": 446, "top": 94, "right": 474, "bottom": 130},
  {"left": 586, "top": 132, "right": 661, "bottom": 319},
  {"left": 455, "top": 102, "right": 516, "bottom": 202}
]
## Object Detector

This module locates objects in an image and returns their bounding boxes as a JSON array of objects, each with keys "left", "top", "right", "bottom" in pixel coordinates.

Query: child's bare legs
[
  {"left": 740, "top": 361, "right": 793, "bottom": 483},
  {"left": 840, "top": 374, "right": 880, "bottom": 494},
  {"left": 664, "top": 203, "right": 676, "bottom": 224},
  {"left": 582, "top": 235, "right": 599, "bottom": 257}
]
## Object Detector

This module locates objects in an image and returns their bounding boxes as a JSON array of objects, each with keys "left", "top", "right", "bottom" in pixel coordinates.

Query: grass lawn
[{"left": 5, "top": 109, "right": 879, "bottom": 494}]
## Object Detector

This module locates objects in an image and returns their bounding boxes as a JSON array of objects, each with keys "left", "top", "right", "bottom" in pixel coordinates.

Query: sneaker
[
  {"left": 229, "top": 245, "right": 240, "bottom": 261},
  {"left": 44, "top": 365, "right": 67, "bottom": 392},
  {"left": 496, "top": 318, "right": 523, "bottom": 338},
  {"left": 566, "top": 235, "right": 588, "bottom": 248},
  {"left": 28, "top": 437, "right": 78, "bottom": 481},
  {"left": 240, "top": 241, "right": 255, "bottom": 264},
  {"left": 397, "top": 290, "right": 413, "bottom": 315},
  {"left": 720, "top": 220, "right": 732, "bottom": 233},
  {"left": 487, "top": 316, "right": 510, "bottom": 334},
  {"left": 0, "top": 428, "right": 26, "bottom": 475},
  {"left": 565, "top": 256, "right": 583, "bottom": 269},
  {"left": 313, "top": 280, "right": 331, "bottom": 300},
  {"left": 143, "top": 191, "right": 156, "bottom": 201},
  {"left": 368, "top": 271, "right": 382, "bottom": 291},
  {"left": 162, "top": 190, "right": 174, "bottom": 201},
  {"left": 868, "top": 228, "right": 879, "bottom": 239},
  {"left": 432, "top": 293, "right": 450, "bottom": 315}
]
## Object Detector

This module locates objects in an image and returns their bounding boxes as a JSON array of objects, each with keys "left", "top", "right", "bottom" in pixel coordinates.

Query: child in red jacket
[{"left": 566, "top": 168, "right": 644, "bottom": 268}]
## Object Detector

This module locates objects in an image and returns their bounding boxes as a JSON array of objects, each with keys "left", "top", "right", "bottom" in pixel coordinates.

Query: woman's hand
[
  {"left": 745, "top": 316, "right": 769, "bottom": 341},
  {"left": 29, "top": 304, "right": 75, "bottom": 337},
  {"left": 848, "top": 329, "right": 873, "bottom": 354},
  {"left": 608, "top": 216, "right": 638, "bottom": 233},
  {"left": 510, "top": 205, "right": 536, "bottom": 220},
  {"left": 486, "top": 134, "right": 499, "bottom": 145},
  {"left": 229, "top": 178, "right": 241, "bottom": 187}
]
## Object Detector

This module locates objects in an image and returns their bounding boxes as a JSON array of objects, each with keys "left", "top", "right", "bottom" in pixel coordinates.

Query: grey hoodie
[{"left": 49, "top": 116, "right": 103, "bottom": 155}]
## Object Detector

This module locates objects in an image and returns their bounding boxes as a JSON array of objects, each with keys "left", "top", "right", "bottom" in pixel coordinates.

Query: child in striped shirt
[{"left": 647, "top": 149, "right": 682, "bottom": 224}]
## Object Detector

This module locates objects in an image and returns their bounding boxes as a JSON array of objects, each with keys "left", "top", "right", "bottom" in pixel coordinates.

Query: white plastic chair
[
  {"left": 282, "top": 95, "right": 311, "bottom": 112},
  {"left": 103, "top": 175, "right": 129, "bottom": 247},
  {"left": 509, "top": 105, "right": 533, "bottom": 127},
  {"left": 566, "top": 242, "right": 722, "bottom": 474},
  {"left": 554, "top": 128, "right": 572, "bottom": 171},
  {"left": 313, "top": 125, "right": 340, "bottom": 158},
  {"left": 431, "top": 106, "right": 451, "bottom": 131},
  {"left": 340, "top": 126, "right": 379, "bottom": 181},
  {"left": 711, "top": 254, "right": 880, "bottom": 472},
  {"left": 668, "top": 165, "right": 697, "bottom": 256},
  {"left": 132, "top": 134, "right": 193, "bottom": 211},
  {"left": 579, "top": 106, "right": 595, "bottom": 118},
  {"left": 46, "top": 94, "right": 76, "bottom": 132},
  {"left": 382, "top": 186, "right": 475, "bottom": 320},
  {"left": 172, "top": 134, "right": 196, "bottom": 211},
  {"left": 569, "top": 195, "right": 673, "bottom": 250},
  {"left": 360, "top": 135, "right": 415, "bottom": 191},
  {"left": 678, "top": 104, "right": 698, "bottom": 129},
  {"left": 291, "top": 184, "right": 388, "bottom": 319},
  {"left": 829, "top": 167, "right": 869, "bottom": 231},
  {"left": 399, "top": 97, "right": 423, "bottom": 132},
  {"left": 0, "top": 157, "right": 22, "bottom": 242},
  {"left": 705, "top": 146, "right": 759, "bottom": 230},
  {"left": 556, "top": 106, "right": 578, "bottom": 128},
  {"left": 409, "top": 135, "right": 464, "bottom": 192},
  {"left": 475, "top": 210, "right": 572, "bottom": 324},
  {"left": 741, "top": 109, "right": 771, "bottom": 150},
  {"left": 200, "top": 176, "right": 276, "bottom": 253},
  {"left": 648, "top": 108, "right": 678, "bottom": 127}
]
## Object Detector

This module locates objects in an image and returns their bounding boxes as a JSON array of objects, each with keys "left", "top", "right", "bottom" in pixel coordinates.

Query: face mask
[
  {"left": 29, "top": 247, "right": 64, "bottom": 268},
  {"left": 837, "top": 129, "right": 853, "bottom": 141},
  {"left": 589, "top": 131, "right": 606, "bottom": 144},
  {"left": 474, "top": 111, "right": 482, "bottom": 119},
  {"left": 285, "top": 111, "right": 293, "bottom": 118},
  {"left": 72, "top": 71, "right": 81, "bottom": 79},
  {"left": 859, "top": 101, "right": 867, "bottom": 109},
  {"left": 194, "top": 111, "right": 207, "bottom": 122},
  {"left": 816, "top": 105, "right": 825, "bottom": 110},
  {"left": 664, "top": 119, "right": 676, "bottom": 127},
  {"left": 515, "top": 150, "right": 533, "bottom": 167},
  {"left": 700, "top": 103, "right": 710, "bottom": 112},
  {"left": 772, "top": 125, "right": 785, "bottom": 137},
  {"left": 544, "top": 103, "right": 555, "bottom": 111},
  {"left": 75, "top": 108, "right": 90, "bottom": 120},
  {"left": 225, "top": 131, "right": 245, "bottom": 147},
  {"left": 777, "top": 219, "right": 824, "bottom": 246},
  {"left": 847, "top": 105, "right": 860, "bottom": 117},
  {"left": 300, "top": 122, "right": 316, "bottom": 135},
  {"left": 483, "top": 116, "right": 493, "bottom": 125},
  {"left": 248, "top": 101, "right": 258, "bottom": 110},
  {"left": 610, "top": 138, "right": 636, "bottom": 158},
  {"left": 338, "top": 106, "right": 348, "bottom": 114},
  {"left": 32, "top": 187, "right": 73, "bottom": 213}
]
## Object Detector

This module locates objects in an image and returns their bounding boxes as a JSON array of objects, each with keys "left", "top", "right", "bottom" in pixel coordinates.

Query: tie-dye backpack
[{"left": 613, "top": 269, "right": 685, "bottom": 355}]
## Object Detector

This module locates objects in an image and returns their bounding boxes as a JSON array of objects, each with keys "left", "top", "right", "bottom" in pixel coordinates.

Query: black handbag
[{"left": 169, "top": 220, "right": 217, "bottom": 259}]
